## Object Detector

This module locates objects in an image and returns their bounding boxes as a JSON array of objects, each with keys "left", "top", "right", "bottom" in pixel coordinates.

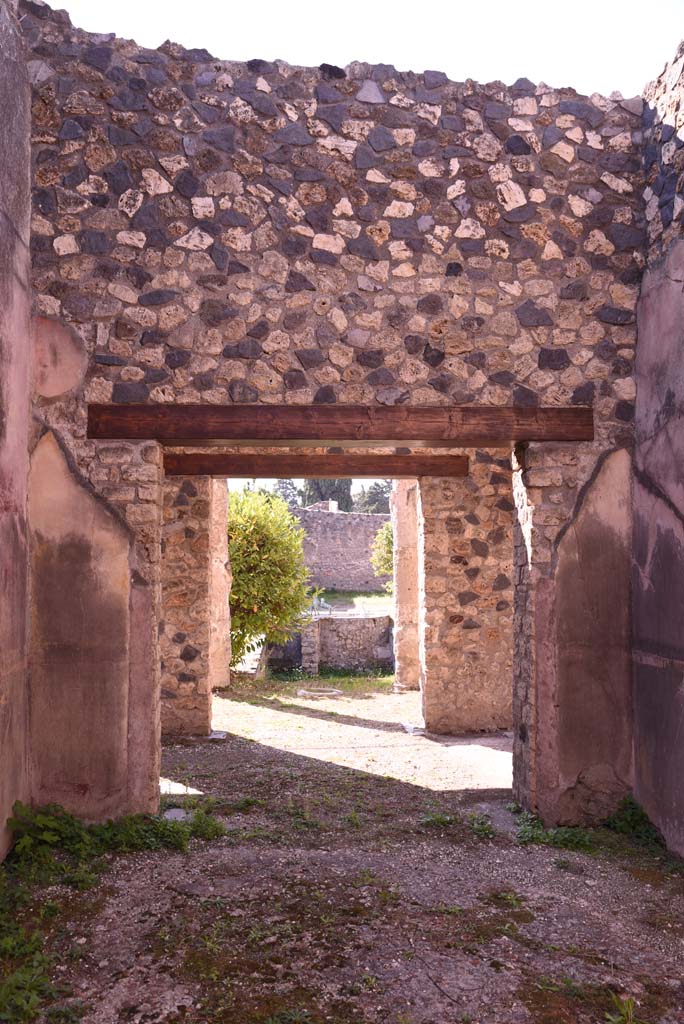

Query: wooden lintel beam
[
  {"left": 88, "top": 404, "right": 593, "bottom": 447},
  {"left": 163, "top": 452, "right": 469, "bottom": 479}
]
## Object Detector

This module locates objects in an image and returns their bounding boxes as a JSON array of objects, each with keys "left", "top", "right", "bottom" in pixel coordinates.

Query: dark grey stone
[
  {"left": 559, "top": 99, "right": 603, "bottom": 128},
  {"left": 176, "top": 169, "right": 200, "bottom": 198},
  {"left": 316, "top": 103, "right": 348, "bottom": 132},
  {"left": 284, "top": 369, "right": 308, "bottom": 389},
  {"left": 367, "top": 125, "right": 395, "bottom": 152},
  {"left": 319, "top": 63, "right": 346, "bottom": 80},
  {"left": 273, "top": 123, "right": 314, "bottom": 146},
  {"left": 354, "top": 143, "right": 376, "bottom": 169},
  {"left": 112, "top": 381, "right": 149, "bottom": 403},
  {"left": 285, "top": 270, "right": 316, "bottom": 292},
  {"left": 416, "top": 293, "right": 443, "bottom": 315},
  {"left": 424, "top": 69, "right": 448, "bottom": 89},
  {"left": 516, "top": 299, "right": 553, "bottom": 327},
  {"left": 441, "top": 114, "right": 465, "bottom": 132},
  {"left": 484, "top": 101, "right": 510, "bottom": 120},
  {"left": 538, "top": 348, "right": 570, "bottom": 371},
  {"left": 489, "top": 371, "right": 515, "bottom": 385},
  {"left": 367, "top": 367, "right": 395, "bottom": 385},
  {"left": 316, "top": 82, "right": 343, "bottom": 103},
  {"left": 165, "top": 350, "right": 192, "bottom": 369},
  {"left": 542, "top": 125, "right": 563, "bottom": 148},
  {"left": 595, "top": 305, "right": 635, "bottom": 325},
  {"left": 423, "top": 344, "right": 445, "bottom": 368},
  {"left": 203, "top": 127, "right": 235, "bottom": 152},
  {"left": 78, "top": 230, "right": 110, "bottom": 255},
  {"left": 229, "top": 381, "right": 258, "bottom": 403},
  {"left": 356, "top": 349, "right": 384, "bottom": 368},
  {"left": 346, "top": 235, "right": 381, "bottom": 260},
  {"left": 560, "top": 279, "right": 589, "bottom": 300},
  {"left": 505, "top": 134, "right": 531, "bottom": 155},
  {"left": 296, "top": 348, "right": 326, "bottom": 369},
  {"left": 193, "top": 371, "right": 215, "bottom": 390},
  {"left": 139, "top": 289, "right": 178, "bottom": 306},
  {"left": 59, "top": 118, "right": 85, "bottom": 140},
  {"left": 200, "top": 299, "right": 237, "bottom": 325}
]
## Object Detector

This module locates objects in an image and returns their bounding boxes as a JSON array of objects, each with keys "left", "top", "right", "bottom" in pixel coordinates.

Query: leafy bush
[
  {"left": 228, "top": 490, "right": 313, "bottom": 666},
  {"left": 370, "top": 521, "right": 393, "bottom": 593}
]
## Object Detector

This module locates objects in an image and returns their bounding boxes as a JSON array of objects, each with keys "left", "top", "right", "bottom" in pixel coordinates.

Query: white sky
[{"left": 57, "top": 0, "right": 682, "bottom": 97}]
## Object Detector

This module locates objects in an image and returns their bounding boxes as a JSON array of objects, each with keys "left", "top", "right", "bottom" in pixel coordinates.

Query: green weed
[
  {"left": 604, "top": 798, "right": 664, "bottom": 849},
  {"left": 0, "top": 801, "right": 225, "bottom": 1022},
  {"left": 605, "top": 993, "right": 647, "bottom": 1024},
  {"left": 468, "top": 813, "right": 495, "bottom": 840},
  {"left": 420, "top": 812, "right": 459, "bottom": 829},
  {"left": 515, "top": 811, "right": 595, "bottom": 851}
]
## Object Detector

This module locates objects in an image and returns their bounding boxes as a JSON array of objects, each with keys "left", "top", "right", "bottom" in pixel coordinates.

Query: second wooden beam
[{"left": 163, "top": 452, "right": 470, "bottom": 478}]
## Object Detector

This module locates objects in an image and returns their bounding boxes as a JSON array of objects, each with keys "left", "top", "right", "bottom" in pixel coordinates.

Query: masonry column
[
  {"left": 161, "top": 476, "right": 230, "bottom": 736},
  {"left": 417, "top": 456, "right": 514, "bottom": 734},
  {"left": 28, "top": 437, "right": 163, "bottom": 819},
  {"left": 390, "top": 480, "right": 420, "bottom": 690},
  {"left": 512, "top": 442, "right": 633, "bottom": 825},
  {"left": 0, "top": 0, "right": 31, "bottom": 856}
]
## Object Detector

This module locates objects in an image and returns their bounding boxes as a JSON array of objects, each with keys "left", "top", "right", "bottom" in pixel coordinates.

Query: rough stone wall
[
  {"left": 160, "top": 476, "right": 230, "bottom": 735},
  {"left": 0, "top": 0, "right": 31, "bottom": 855},
  {"left": 632, "top": 47, "right": 684, "bottom": 854},
  {"left": 390, "top": 480, "right": 420, "bottom": 689},
  {"left": 418, "top": 455, "right": 514, "bottom": 733},
  {"left": 20, "top": 0, "right": 646, "bottom": 825},
  {"left": 294, "top": 506, "right": 389, "bottom": 591},
  {"left": 301, "top": 614, "right": 393, "bottom": 673}
]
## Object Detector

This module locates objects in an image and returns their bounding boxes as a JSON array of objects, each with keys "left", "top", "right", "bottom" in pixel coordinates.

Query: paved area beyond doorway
[{"left": 211, "top": 688, "right": 513, "bottom": 793}]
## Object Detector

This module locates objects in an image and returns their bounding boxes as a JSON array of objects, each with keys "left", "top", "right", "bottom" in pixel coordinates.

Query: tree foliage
[
  {"left": 299, "top": 478, "right": 353, "bottom": 511},
  {"left": 371, "top": 521, "right": 394, "bottom": 593},
  {"left": 228, "top": 490, "right": 313, "bottom": 666},
  {"left": 274, "top": 478, "right": 300, "bottom": 506},
  {"left": 354, "top": 480, "right": 392, "bottom": 513}
]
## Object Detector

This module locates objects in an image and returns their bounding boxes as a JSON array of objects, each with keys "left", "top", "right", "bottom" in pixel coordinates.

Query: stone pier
[
  {"left": 390, "top": 480, "right": 421, "bottom": 690},
  {"left": 418, "top": 457, "right": 514, "bottom": 734},
  {"left": 160, "top": 477, "right": 230, "bottom": 735}
]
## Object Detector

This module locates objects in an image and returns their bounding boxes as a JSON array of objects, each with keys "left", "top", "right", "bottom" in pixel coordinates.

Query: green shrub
[
  {"left": 370, "top": 521, "right": 393, "bottom": 594},
  {"left": 228, "top": 490, "right": 314, "bottom": 666}
]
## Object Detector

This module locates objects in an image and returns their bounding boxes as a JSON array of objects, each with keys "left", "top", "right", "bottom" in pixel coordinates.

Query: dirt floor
[{"left": 25, "top": 679, "right": 684, "bottom": 1023}]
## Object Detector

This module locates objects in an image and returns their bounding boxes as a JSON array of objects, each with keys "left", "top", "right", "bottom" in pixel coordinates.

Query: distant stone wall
[
  {"left": 294, "top": 507, "right": 389, "bottom": 591},
  {"left": 273, "top": 614, "right": 393, "bottom": 673},
  {"left": 319, "top": 614, "right": 393, "bottom": 669},
  {"left": 298, "top": 614, "right": 393, "bottom": 674}
]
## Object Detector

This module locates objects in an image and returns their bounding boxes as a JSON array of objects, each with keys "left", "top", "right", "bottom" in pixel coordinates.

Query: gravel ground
[{"left": 35, "top": 686, "right": 684, "bottom": 1023}]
